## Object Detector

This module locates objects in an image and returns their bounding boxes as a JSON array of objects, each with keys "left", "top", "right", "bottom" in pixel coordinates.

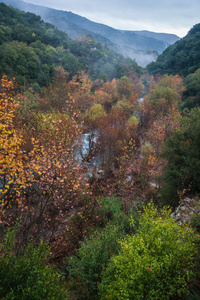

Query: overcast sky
[{"left": 24, "top": 0, "right": 200, "bottom": 37}]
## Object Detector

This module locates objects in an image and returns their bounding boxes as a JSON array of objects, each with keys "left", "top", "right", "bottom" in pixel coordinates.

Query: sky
[{"left": 24, "top": 0, "right": 200, "bottom": 37}]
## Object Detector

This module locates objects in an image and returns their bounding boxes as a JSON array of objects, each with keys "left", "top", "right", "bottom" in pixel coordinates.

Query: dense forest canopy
[
  {"left": 147, "top": 23, "right": 200, "bottom": 77},
  {"left": 0, "top": 3, "right": 142, "bottom": 88},
  {"left": 1, "top": 0, "right": 181, "bottom": 67}
]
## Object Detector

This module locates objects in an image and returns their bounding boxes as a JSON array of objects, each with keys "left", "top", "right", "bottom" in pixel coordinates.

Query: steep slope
[
  {"left": 2, "top": 0, "right": 180, "bottom": 66},
  {"left": 0, "top": 3, "right": 142, "bottom": 87},
  {"left": 147, "top": 23, "right": 200, "bottom": 76}
]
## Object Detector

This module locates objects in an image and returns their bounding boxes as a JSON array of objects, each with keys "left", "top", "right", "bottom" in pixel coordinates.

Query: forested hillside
[
  {"left": 1, "top": 3, "right": 200, "bottom": 300},
  {"left": 0, "top": 3, "right": 141, "bottom": 88},
  {"left": 2, "top": 0, "right": 180, "bottom": 66},
  {"left": 147, "top": 23, "right": 200, "bottom": 110},
  {"left": 147, "top": 23, "right": 200, "bottom": 76}
]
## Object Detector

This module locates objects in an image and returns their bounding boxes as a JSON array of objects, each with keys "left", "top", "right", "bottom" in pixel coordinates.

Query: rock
[
  {"left": 149, "top": 182, "right": 159, "bottom": 188},
  {"left": 180, "top": 206, "right": 186, "bottom": 212},
  {"left": 127, "top": 176, "right": 132, "bottom": 182},
  {"left": 96, "top": 169, "right": 104, "bottom": 180},
  {"left": 175, "top": 213, "right": 181, "bottom": 221},
  {"left": 171, "top": 197, "right": 200, "bottom": 225}
]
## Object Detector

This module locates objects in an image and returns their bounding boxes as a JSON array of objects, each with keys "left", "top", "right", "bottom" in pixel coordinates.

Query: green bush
[
  {"left": 65, "top": 197, "right": 131, "bottom": 299},
  {"left": 99, "top": 202, "right": 199, "bottom": 300},
  {"left": 187, "top": 203, "right": 200, "bottom": 299},
  {"left": 98, "top": 197, "right": 130, "bottom": 230},
  {"left": 0, "top": 227, "right": 68, "bottom": 300},
  {"left": 66, "top": 224, "right": 126, "bottom": 299},
  {"left": 190, "top": 202, "right": 200, "bottom": 233}
]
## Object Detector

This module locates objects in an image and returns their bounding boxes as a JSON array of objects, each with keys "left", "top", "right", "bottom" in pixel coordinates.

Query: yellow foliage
[
  {"left": 0, "top": 76, "right": 27, "bottom": 213},
  {"left": 128, "top": 115, "right": 139, "bottom": 128},
  {"left": 83, "top": 103, "right": 106, "bottom": 128}
]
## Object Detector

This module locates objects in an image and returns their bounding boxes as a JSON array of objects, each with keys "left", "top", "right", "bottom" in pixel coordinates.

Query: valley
[{"left": 0, "top": 2, "right": 200, "bottom": 299}]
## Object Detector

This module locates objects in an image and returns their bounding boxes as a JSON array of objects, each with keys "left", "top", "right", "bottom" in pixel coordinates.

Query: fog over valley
[{"left": 22, "top": 0, "right": 200, "bottom": 37}]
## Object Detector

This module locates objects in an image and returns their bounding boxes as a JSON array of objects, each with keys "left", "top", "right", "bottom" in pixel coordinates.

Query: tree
[
  {"left": 98, "top": 108, "right": 135, "bottom": 177},
  {"left": 126, "top": 75, "right": 182, "bottom": 201},
  {"left": 0, "top": 76, "right": 88, "bottom": 259},
  {"left": 160, "top": 108, "right": 200, "bottom": 207},
  {"left": 148, "top": 74, "right": 183, "bottom": 115},
  {"left": 66, "top": 71, "right": 93, "bottom": 114},
  {"left": 40, "top": 66, "right": 70, "bottom": 112},
  {"left": 92, "top": 79, "right": 118, "bottom": 112},
  {"left": 67, "top": 224, "right": 126, "bottom": 299},
  {"left": 117, "top": 76, "right": 131, "bottom": 99},
  {"left": 0, "top": 225, "right": 68, "bottom": 299},
  {"left": 99, "top": 202, "right": 198, "bottom": 300},
  {"left": 83, "top": 103, "right": 106, "bottom": 129},
  {"left": 181, "top": 68, "right": 200, "bottom": 110},
  {"left": 147, "top": 23, "right": 200, "bottom": 77},
  {"left": 0, "top": 76, "right": 27, "bottom": 216}
]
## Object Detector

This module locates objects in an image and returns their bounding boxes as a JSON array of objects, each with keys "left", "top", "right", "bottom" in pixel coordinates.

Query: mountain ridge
[{"left": 1, "top": 0, "right": 180, "bottom": 66}]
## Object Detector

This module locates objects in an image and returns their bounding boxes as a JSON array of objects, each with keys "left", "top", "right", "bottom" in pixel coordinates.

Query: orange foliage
[
  {"left": 147, "top": 105, "right": 181, "bottom": 153},
  {"left": 67, "top": 71, "right": 93, "bottom": 113},
  {"left": 40, "top": 67, "right": 70, "bottom": 112},
  {"left": 98, "top": 108, "right": 140, "bottom": 178},
  {"left": 93, "top": 79, "right": 118, "bottom": 112},
  {"left": 0, "top": 76, "right": 92, "bottom": 258}
]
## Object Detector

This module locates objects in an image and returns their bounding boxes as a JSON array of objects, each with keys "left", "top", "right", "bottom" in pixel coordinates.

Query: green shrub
[
  {"left": 98, "top": 197, "right": 130, "bottom": 231},
  {"left": 99, "top": 202, "right": 199, "bottom": 300},
  {"left": 66, "top": 224, "right": 126, "bottom": 299},
  {"left": 187, "top": 204, "right": 200, "bottom": 300},
  {"left": 0, "top": 227, "right": 68, "bottom": 300},
  {"left": 65, "top": 197, "right": 132, "bottom": 299}
]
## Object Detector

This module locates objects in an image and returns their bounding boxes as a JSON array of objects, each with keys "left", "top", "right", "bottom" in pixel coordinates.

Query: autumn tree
[
  {"left": 0, "top": 76, "right": 27, "bottom": 216},
  {"left": 67, "top": 71, "right": 93, "bottom": 114},
  {"left": 97, "top": 108, "right": 139, "bottom": 180},
  {"left": 123, "top": 75, "right": 183, "bottom": 202},
  {"left": 143, "top": 75, "right": 183, "bottom": 183},
  {"left": 92, "top": 79, "right": 118, "bottom": 113},
  {"left": 83, "top": 103, "right": 107, "bottom": 129},
  {"left": 117, "top": 76, "right": 132, "bottom": 99},
  {"left": 40, "top": 66, "right": 71, "bottom": 112},
  {"left": 0, "top": 76, "right": 93, "bottom": 259}
]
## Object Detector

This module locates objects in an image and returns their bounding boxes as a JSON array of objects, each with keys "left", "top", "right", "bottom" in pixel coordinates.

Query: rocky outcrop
[{"left": 171, "top": 197, "right": 200, "bottom": 226}]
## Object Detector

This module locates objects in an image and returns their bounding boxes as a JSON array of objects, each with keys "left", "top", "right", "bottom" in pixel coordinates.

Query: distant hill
[
  {"left": 0, "top": 3, "right": 143, "bottom": 88},
  {"left": 1, "top": 0, "right": 180, "bottom": 66},
  {"left": 147, "top": 23, "right": 200, "bottom": 76}
]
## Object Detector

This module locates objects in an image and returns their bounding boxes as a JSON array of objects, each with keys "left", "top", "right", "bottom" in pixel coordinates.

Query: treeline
[{"left": 0, "top": 3, "right": 142, "bottom": 89}]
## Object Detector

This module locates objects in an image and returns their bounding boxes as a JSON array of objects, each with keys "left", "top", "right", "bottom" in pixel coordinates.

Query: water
[{"left": 75, "top": 130, "right": 100, "bottom": 166}]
